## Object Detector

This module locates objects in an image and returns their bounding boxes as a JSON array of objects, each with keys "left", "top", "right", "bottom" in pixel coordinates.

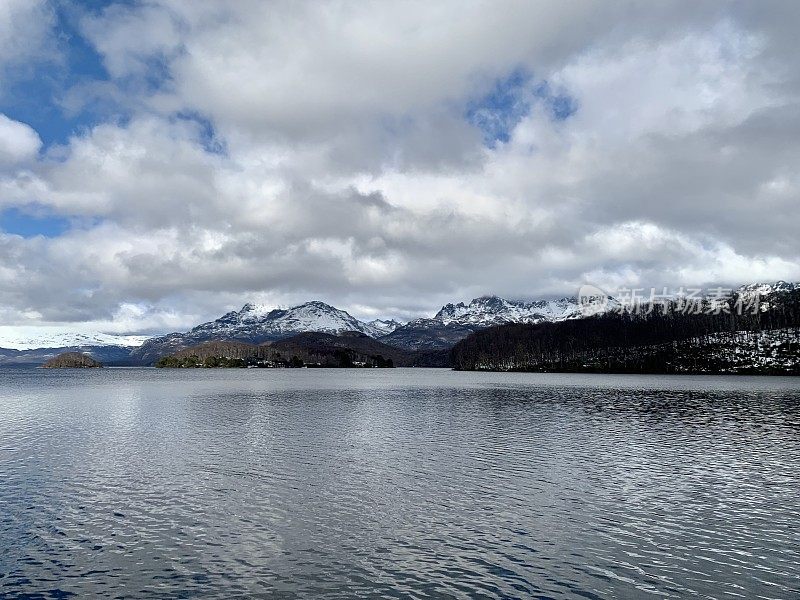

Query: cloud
[
  {"left": 0, "top": 1, "right": 798, "bottom": 333},
  {"left": 0, "top": 114, "right": 41, "bottom": 164},
  {"left": 0, "top": 0, "right": 55, "bottom": 77}
]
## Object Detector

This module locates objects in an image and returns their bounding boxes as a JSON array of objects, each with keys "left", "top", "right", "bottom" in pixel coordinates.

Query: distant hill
[
  {"left": 41, "top": 352, "right": 103, "bottom": 369},
  {"left": 171, "top": 341, "right": 261, "bottom": 361},
  {"left": 0, "top": 328, "right": 148, "bottom": 366},
  {"left": 0, "top": 345, "right": 134, "bottom": 366},
  {"left": 269, "top": 331, "right": 410, "bottom": 366},
  {"left": 155, "top": 331, "right": 433, "bottom": 368}
]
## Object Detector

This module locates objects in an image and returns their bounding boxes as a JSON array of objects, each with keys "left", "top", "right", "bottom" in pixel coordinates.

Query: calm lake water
[{"left": 1, "top": 368, "right": 799, "bottom": 599}]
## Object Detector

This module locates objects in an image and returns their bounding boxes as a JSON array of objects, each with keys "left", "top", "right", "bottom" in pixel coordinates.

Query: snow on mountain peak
[
  {"left": 189, "top": 300, "right": 382, "bottom": 340},
  {"left": 9, "top": 282, "right": 798, "bottom": 357},
  {"left": 366, "top": 319, "right": 404, "bottom": 336},
  {"left": 0, "top": 328, "right": 151, "bottom": 351},
  {"left": 736, "top": 281, "right": 798, "bottom": 298},
  {"left": 238, "top": 303, "right": 276, "bottom": 319},
  {"left": 431, "top": 294, "right": 584, "bottom": 327}
]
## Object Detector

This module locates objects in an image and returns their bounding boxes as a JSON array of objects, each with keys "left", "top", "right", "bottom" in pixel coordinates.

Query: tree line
[{"left": 451, "top": 288, "right": 800, "bottom": 374}]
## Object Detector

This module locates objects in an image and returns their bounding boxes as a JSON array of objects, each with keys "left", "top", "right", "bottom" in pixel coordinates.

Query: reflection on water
[{"left": 1, "top": 368, "right": 798, "bottom": 598}]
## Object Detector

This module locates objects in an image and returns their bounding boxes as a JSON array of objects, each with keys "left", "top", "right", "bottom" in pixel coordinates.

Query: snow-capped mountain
[
  {"left": 366, "top": 319, "right": 403, "bottom": 336},
  {"left": 725, "top": 281, "right": 800, "bottom": 316},
  {"left": 191, "top": 301, "right": 380, "bottom": 339},
  {"left": 432, "top": 295, "right": 586, "bottom": 327},
  {"left": 131, "top": 301, "right": 399, "bottom": 363},
  {"left": 0, "top": 328, "right": 150, "bottom": 351},
  {"left": 6, "top": 281, "right": 796, "bottom": 364},
  {"left": 380, "top": 294, "right": 598, "bottom": 350},
  {"left": 735, "top": 280, "right": 799, "bottom": 300},
  {"left": 0, "top": 327, "right": 151, "bottom": 365},
  {"left": 381, "top": 281, "right": 800, "bottom": 350}
]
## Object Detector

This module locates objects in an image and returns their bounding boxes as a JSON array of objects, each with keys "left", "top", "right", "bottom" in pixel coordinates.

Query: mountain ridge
[
  {"left": 130, "top": 300, "right": 400, "bottom": 363},
  {"left": 0, "top": 329, "right": 150, "bottom": 351},
  {"left": 381, "top": 294, "right": 595, "bottom": 350},
  {"left": 132, "top": 294, "right": 598, "bottom": 361},
  {"left": 2, "top": 281, "right": 798, "bottom": 364}
]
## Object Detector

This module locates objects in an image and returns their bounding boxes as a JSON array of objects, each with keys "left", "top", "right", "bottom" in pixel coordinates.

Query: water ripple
[{"left": 0, "top": 368, "right": 798, "bottom": 598}]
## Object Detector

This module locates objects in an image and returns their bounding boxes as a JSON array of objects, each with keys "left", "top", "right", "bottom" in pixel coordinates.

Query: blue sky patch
[
  {"left": 0, "top": 2, "right": 114, "bottom": 149},
  {"left": 533, "top": 81, "right": 579, "bottom": 122},
  {"left": 466, "top": 68, "right": 533, "bottom": 147},
  {"left": 0, "top": 207, "right": 72, "bottom": 238},
  {"left": 466, "top": 68, "right": 578, "bottom": 147}
]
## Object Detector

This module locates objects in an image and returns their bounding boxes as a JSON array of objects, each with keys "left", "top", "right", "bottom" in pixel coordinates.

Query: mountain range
[
  {"left": 1, "top": 281, "right": 798, "bottom": 365},
  {"left": 130, "top": 301, "right": 404, "bottom": 364},
  {"left": 381, "top": 295, "right": 588, "bottom": 350},
  {"left": 130, "top": 294, "right": 596, "bottom": 362}
]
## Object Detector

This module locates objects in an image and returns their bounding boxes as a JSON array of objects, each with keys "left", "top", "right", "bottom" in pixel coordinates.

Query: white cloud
[
  {"left": 80, "top": 3, "right": 184, "bottom": 79},
  {"left": 0, "top": 0, "right": 54, "bottom": 71},
  {"left": 0, "top": 114, "right": 41, "bottom": 164}
]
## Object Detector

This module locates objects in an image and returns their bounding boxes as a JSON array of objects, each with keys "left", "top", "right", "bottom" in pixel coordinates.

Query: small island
[{"left": 41, "top": 352, "right": 103, "bottom": 369}]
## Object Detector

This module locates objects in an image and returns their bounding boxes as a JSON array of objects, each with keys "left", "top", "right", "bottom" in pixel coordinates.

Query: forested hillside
[
  {"left": 451, "top": 288, "right": 800, "bottom": 374},
  {"left": 153, "top": 332, "right": 448, "bottom": 368}
]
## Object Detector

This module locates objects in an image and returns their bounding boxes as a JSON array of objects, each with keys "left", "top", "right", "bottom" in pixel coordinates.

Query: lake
[{"left": 1, "top": 368, "right": 798, "bottom": 598}]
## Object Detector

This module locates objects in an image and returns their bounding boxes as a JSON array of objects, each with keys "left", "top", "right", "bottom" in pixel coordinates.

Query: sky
[{"left": 0, "top": 0, "right": 799, "bottom": 335}]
